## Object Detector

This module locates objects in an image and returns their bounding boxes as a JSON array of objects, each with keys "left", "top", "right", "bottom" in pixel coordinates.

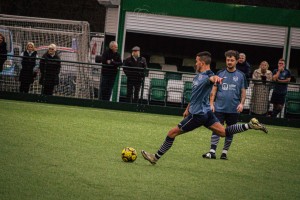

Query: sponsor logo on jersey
[
  {"left": 222, "top": 83, "right": 229, "bottom": 90},
  {"left": 233, "top": 76, "right": 239, "bottom": 82},
  {"left": 222, "top": 83, "right": 237, "bottom": 91}
]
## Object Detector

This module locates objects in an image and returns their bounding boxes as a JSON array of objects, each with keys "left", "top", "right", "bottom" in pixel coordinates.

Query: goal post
[{"left": 0, "top": 14, "right": 96, "bottom": 99}]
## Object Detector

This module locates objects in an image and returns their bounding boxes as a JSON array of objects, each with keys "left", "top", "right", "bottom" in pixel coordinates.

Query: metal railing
[{"left": 1, "top": 55, "right": 299, "bottom": 119}]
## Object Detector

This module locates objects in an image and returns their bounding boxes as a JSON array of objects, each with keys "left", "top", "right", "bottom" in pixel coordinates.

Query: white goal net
[{"left": 0, "top": 14, "right": 95, "bottom": 99}]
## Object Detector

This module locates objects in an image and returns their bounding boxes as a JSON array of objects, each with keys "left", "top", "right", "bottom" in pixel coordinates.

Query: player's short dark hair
[
  {"left": 225, "top": 50, "right": 239, "bottom": 60},
  {"left": 196, "top": 51, "right": 211, "bottom": 65},
  {"left": 279, "top": 58, "right": 285, "bottom": 62}
]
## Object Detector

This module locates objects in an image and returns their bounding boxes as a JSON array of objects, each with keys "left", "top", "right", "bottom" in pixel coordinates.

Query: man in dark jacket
[
  {"left": 100, "top": 41, "right": 122, "bottom": 101},
  {"left": 123, "top": 46, "right": 147, "bottom": 103},
  {"left": 0, "top": 33, "right": 8, "bottom": 72},
  {"left": 236, "top": 53, "right": 251, "bottom": 82},
  {"left": 39, "top": 44, "right": 61, "bottom": 95}
]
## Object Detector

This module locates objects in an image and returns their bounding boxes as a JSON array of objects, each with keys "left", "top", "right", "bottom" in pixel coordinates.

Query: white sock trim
[{"left": 245, "top": 124, "right": 249, "bottom": 129}]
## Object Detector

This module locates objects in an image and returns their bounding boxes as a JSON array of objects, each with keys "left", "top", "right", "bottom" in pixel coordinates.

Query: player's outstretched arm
[
  {"left": 209, "top": 75, "right": 223, "bottom": 85},
  {"left": 210, "top": 86, "right": 217, "bottom": 112}
]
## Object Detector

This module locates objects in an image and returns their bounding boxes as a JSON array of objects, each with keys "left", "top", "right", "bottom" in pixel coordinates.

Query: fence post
[{"left": 111, "top": 66, "right": 121, "bottom": 102}]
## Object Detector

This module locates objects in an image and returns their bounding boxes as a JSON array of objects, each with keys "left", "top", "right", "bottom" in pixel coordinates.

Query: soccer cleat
[
  {"left": 202, "top": 152, "right": 216, "bottom": 159},
  {"left": 248, "top": 118, "right": 268, "bottom": 133},
  {"left": 141, "top": 150, "right": 158, "bottom": 165},
  {"left": 220, "top": 153, "right": 228, "bottom": 160}
]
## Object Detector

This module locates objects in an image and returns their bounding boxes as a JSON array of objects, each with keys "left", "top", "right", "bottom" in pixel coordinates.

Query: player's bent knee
[
  {"left": 212, "top": 129, "right": 226, "bottom": 137},
  {"left": 167, "top": 127, "right": 181, "bottom": 138},
  {"left": 218, "top": 131, "right": 226, "bottom": 137},
  {"left": 209, "top": 123, "right": 226, "bottom": 137}
]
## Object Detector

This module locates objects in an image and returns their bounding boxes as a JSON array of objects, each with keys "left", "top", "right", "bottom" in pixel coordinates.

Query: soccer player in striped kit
[
  {"left": 203, "top": 50, "right": 247, "bottom": 160},
  {"left": 141, "top": 51, "right": 267, "bottom": 165}
]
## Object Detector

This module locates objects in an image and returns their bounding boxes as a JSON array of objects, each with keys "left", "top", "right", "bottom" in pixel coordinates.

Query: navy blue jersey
[
  {"left": 189, "top": 70, "right": 214, "bottom": 115},
  {"left": 214, "top": 69, "right": 247, "bottom": 113},
  {"left": 272, "top": 69, "right": 291, "bottom": 94}
]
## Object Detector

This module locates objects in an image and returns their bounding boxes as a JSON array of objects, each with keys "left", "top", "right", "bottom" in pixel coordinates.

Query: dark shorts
[
  {"left": 271, "top": 92, "right": 286, "bottom": 105},
  {"left": 214, "top": 112, "right": 239, "bottom": 126},
  {"left": 178, "top": 111, "right": 219, "bottom": 133}
]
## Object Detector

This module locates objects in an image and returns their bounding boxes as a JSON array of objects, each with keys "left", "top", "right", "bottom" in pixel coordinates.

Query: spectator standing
[
  {"left": 19, "top": 42, "right": 39, "bottom": 93},
  {"left": 100, "top": 41, "right": 122, "bottom": 101},
  {"left": 39, "top": 44, "right": 61, "bottom": 95},
  {"left": 123, "top": 46, "right": 147, "bottom": 103},
  {"left": 270, "top": 59, "right": 291, "bottom": 117},
  {"left": 203, "top": 50, "right": 248, "bottom": 160},
  {"left": 251, "top": 61, "right": 273, "bottom": 115},
  {"left": 0, "top": 33, "right": 8, "bottom": 72},
  {"left": 236, "top": 53, "right": 251, "bottom": 82}
]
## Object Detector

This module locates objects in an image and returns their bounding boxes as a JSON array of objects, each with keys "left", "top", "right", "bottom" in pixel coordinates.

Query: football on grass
[{"left": 121, "top": 147, "right": 137, "bottom": 162}]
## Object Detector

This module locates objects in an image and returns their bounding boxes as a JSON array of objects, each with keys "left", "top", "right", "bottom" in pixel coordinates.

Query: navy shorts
[
  {"left": 214, "top": 112, "right": 239, "bottom": 126},
  {"left": 178, "top": 111, "right": 219, "bottom": 133},
  {"left": 271, "top": 92, "right": 286, "bottom": 105}
]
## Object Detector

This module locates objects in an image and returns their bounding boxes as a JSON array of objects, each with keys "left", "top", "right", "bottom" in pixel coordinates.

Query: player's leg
[
  {"left": 141, "top": 114, "right": 203, "bottom": 165},
  {"left": 19, "top": 81, "right": 26, "bottom": 93},
  {"left": 23, "top": 82, "right": 31, "bottom": 93},
  {"left": 271, "top": 93, "right": 284, "bottom": 117},
  {"left": 220, "top": 113, "right": 239, "bottom": 160},
  {"left": 126, "top": 78, "right": 134, "bottom": 102},
  {"left": 203, "top": 112, "right": 224, "bottom": 159},
  {"left": 100, "top": 75, "right": 113, "bottom": 100},
  {"left": 133, "top": 78, "right": 142, "bottom": 103},
  {"left": 208, "top": 113, "right": 268, "bottom": 137},
  {"left": 42, "top": 82, "right": 55, "bottom": 95},
  {"left": 141, "top": 126, "right": 182, "bottom": 165},
  {"left": 271, "top": 104, "right": 283, "bottom": 118}
]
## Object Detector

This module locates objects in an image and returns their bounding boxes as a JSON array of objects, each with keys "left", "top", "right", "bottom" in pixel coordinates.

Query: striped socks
[
  {"left": 155, "top": 136, "right": 175, "bottom": 159},
  {"left": 225, "top": 124, "right": 249, "bottom": 136}
]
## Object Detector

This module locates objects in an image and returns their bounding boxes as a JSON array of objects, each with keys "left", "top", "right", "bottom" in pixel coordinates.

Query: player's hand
[
  {"left": 183, "top": 109, "right": 189, "bottom": 118},
  {"left": 237, "top": 103, "right": 244, "bottom": 113},
  {"left": 278, "top": 65, "right": 284, "bottom": 72},
  {"left": 210, "top": 104, "right": 215, "bottom": 112},
  {"left": 215, "top": 76, "right": 224, "bottom": 85},
  {"left": 280, "top": 67, "right": 284, "bottom": 72},
  {"left": 107, "top": 60, "right": 111, "bottom": 64}
]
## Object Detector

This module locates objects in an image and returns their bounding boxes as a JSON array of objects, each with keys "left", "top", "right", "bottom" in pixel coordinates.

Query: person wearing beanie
[{"left": 123, "top": 46, "right": 147, "bottom": 103}]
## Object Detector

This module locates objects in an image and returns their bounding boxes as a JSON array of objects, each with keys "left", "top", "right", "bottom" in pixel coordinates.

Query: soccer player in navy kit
[
  {"left": 203, "top": 50, "right": 247, "bottom": 160},
  {"left": 141, "top": 51, "right": 268, "bottom": 165}
]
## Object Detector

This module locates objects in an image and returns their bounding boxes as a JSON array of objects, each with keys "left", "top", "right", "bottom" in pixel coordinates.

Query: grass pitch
[{"left": 0, "top": 99, "right": 300, "bottom": 200}]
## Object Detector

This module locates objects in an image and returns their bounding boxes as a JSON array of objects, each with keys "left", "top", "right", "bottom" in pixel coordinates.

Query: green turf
[{"left": 0, "top": 99, "right": 300, "bottom": 200}]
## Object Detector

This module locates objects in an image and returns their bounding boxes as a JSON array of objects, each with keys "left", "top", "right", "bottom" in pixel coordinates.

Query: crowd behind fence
[{"left": 1, "top": 55, "right": 300, "bottom": 119}]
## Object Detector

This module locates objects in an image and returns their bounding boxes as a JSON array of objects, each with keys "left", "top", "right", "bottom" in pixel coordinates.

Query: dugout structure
[
  {"left": 100, "top": 0, "right": 300, "bottom": 117},
  {"left": 114, "top": 0, "right": 300, "bottom": 68},
  {"left": 0, "top": 14, "right": 94, "bottom": 99}
]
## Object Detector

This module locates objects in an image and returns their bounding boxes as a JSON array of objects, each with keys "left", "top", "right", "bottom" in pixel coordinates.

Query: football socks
[
  {"left": 225, "top": 124, "right": 248, "bottom": 136},
  {"left": 155, "top": 136, "right": 174, "bottom": 159}
]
